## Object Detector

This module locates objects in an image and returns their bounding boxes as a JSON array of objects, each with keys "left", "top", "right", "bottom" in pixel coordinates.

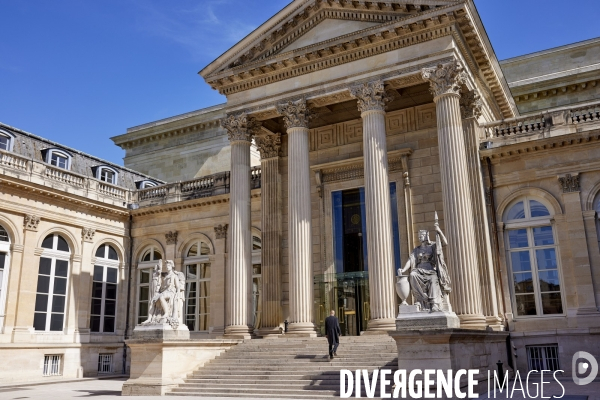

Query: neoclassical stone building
[{"left": 1, "top": 0, "right": 600, "bottom": 383}]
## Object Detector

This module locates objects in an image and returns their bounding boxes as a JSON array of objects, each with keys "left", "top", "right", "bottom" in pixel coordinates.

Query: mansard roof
[{"left": 199, "top": 0, "right": 516, "bottom": 119}]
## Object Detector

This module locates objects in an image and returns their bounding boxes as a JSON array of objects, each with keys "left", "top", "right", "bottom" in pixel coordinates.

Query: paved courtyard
[{"left": 0, "top": 377, "right": 599, "bottom": 399}]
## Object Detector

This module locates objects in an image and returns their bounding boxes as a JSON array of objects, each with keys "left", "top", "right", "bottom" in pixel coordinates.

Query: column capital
[
  {"left": 459, "top": 90, "right": 483, "bottom": 119},
  {"left": 214, "top": 224, "right": 228, "bottom": 240},
  {"left": 255, "top": 134, "right": 281, "bottom": 159},
  {"left": 421, "top": 60, "right": 467, "bottom": 99},
  {"left": 349, "top": 80, "right": 393, "bottom": 113},
  {"left": 165, "top": 230, "right": 178, "bottom": 245},
  {"left": 24, "top": 214, "right": 40, "bottom": 232},
  {"left": 558, "top": 173, "right": 581, "bottom": 193},
  {"left": 220, "top": 113, "right": 260, "bottom": 143},
  {"left": 277, "top": 98, "right": 314, "bottom": 129},
  {"left": 81, "top": 227, "right": 96, "bottom": 243}
]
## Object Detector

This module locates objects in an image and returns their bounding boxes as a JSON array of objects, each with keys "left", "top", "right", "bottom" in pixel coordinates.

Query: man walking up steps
[{"left": 325, "top": 310, "right": 341, "bottom": 360}]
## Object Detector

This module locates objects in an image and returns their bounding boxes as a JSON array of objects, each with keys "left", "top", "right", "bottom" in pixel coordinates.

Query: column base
[
  {"left": 458, "top": 314, "right": 487, "bottom": 330},
  {"left": 256, "top": 326, "right": 284, "bottom": 338},
  {"left": 287, "top": 322, "right": 317, "bottom": 337},
  {"left": 366, "top": 318, "right": 396, "bottom": 332},
  {"left": 486, "top": 316, "right": 505, "bottom": 331},
  {"left": 224, "top": 325, "right": 254, "bottom": 339}
]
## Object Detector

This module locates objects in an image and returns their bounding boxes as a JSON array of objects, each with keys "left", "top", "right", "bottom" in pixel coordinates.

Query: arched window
[
  {"left": 96, "top": 166, "right": 119, "bottom": 185},
  {"left": 137, "top": 246, "right": 163, "bottom": 324},
  {"left": 184, "top": 240, "right": 210, "bottom": 332},
  {"left": 0, "top": 130, "right": 14, "bottom": 152},
  {"left": 0, "top": 224, "right": 10, "bottom": 331},
  {"left": 90, "top": 244, "right": 119, "bottom": 333},
  {"left": 45, "top": 149, "right": 72, "bottom": 170},
  {"left": 34, "top": 234, "right": 71, "bottom": 331},
  {"left": 504, "top": 198, "right": 563, "bottom": 317}
]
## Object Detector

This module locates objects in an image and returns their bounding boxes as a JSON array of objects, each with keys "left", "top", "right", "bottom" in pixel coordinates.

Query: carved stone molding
[
  {"left": 308, "top": 91, "right": 353, "bottom": 108},
  {"left": 214, "top": 224, "right": 228, "bottom": 239},
  {"left": 24, "top": 214, "right": 40, "bottom": 231},
  {"left": 165, "top": 231, "right": 178, "bottom": 245},
  {"left": 220, "top": 113, "right": 260, "bottom": 143},
  {"left": 82, "top": 227, "right": 96, "bottom": 243},
  {"left": 558, "top": 173, "right": 580, "bottom": 193},
  {"left": 349, "top": 80, "right": 393, "bottom": 113},
  {"left": 460, "top": 89, "right": 483, "bottom": 119},
  {"left": 276, "top": 99, "right": 314, "bottom": 129},
  {"left": 255, "top": 134, "right": 281, "bottom": 159},
  {"left": 421, "top": 60, "right": 467, "bottom": 99}
]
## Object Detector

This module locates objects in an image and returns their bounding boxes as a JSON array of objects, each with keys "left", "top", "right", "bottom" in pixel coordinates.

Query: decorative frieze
[
  {"left": 558, "top": 173, "right": 581, "bottom": 193},
  {"left": 349, "top": 80, "right": 393, "bottom": 113},
  {"left": 460, "top": 90, "right": 483, "bottom": 119},
  {"left": 276, "top": 99, "right": 314, "bottom": 129},
  {"left": 255, "top": 134, "right": 281, "bottom": 159},
  {"left": 421, "top": 60, "right": 467, "bottom": 99},
  {"left": 220, "top": 113, "right": 260, "bottom": 143},
  {"left": 214, "top": 224, "right": 228, "bottom": 239},
  {"left": 82, "top": 227, "right": 96, "bottom": 242},
  {"left": 24, "top": 214, "right": 40, "bottom": 231},
  {"left": 165, "top": 231, "right": 178, "bottom": 245}
]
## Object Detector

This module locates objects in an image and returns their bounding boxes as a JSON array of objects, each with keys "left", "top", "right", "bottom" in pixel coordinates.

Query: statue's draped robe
[{"left": 407, "top": 242, "right": 451, "bottom": 310}]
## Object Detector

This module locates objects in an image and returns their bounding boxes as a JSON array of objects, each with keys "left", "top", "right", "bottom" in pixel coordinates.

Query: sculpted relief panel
[{"left": 309, "top": 103, "right": 436, "bottom": 151}]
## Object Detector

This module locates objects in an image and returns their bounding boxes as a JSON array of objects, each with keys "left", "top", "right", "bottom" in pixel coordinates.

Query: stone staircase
[{"left": 170, "top": 335, "right": 399, "bottom": 398}]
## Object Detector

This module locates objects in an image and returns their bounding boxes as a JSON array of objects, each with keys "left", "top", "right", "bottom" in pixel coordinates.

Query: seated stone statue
[
  {"left": 398, "top": 221, "right": 451, "bottom": 313},
  {"left": 142, "top": 259, "right": 185, "bottom": 329}
]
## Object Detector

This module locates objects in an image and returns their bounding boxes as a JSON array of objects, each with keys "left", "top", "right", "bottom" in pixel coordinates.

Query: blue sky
[{"left": 1, "top": 0, "right": 599, "bottom": 165}]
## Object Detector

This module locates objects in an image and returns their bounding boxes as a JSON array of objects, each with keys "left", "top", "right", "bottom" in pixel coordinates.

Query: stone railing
[
  {"left": 481, "top": 100, "right": 600, "bottom": 147},
  {"left": 45, "top": 165, "right": 86, "bottom": 188},
  {"left": 138, "top": 185, "right": 168, "bottom": 201},
  {"left": 0, "top": 150, "right": 29, "bottom": 171},
  {"left": 0, "top": 150, "right": 133, "bottom": 208}
]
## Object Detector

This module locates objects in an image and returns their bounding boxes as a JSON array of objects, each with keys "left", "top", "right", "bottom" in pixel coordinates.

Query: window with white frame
[
  {"left": 184, "top": 241, "right": 211, "bottom": 331},
  {"left": 46, "top": 149, "right": 71, "bottom": 170},
  {"left": 90, "top": 244, "right": 119, "bottom": 333},
  {"left": 34, "top": 234, "right": 71, "bottom": 331},
  {"left": 137, "top": 180, "right": 158, "bottom": 189},
  {"left": 0, "top": 131, "right": 14, "bottom": 152},
  {"left": 98, "top": 354, "right": 113, "bottom": 374},
  {"left": 527, "top": 345, "right": 560, "bottom": 371},
  {"left": 97, "top": 167, "right": 118, "bottom": 185},
  {"left": 0, "top": 225, "right": 10, "bottom": 331},
  {"left": 505, "top": 198, "right": 563, "bottom": 317},
  {"left": 138, "top": 246, "right": 162, "bottom": 324},
  {"left": 43, "top": 355, "right": 62, "bottom": 376}
]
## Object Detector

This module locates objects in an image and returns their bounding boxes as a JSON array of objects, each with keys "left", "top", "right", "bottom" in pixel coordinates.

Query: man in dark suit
[{"left": 325, "top": 310, "right": 341, "bottom": 360}]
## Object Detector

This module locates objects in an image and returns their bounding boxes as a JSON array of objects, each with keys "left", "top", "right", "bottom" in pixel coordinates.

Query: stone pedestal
[
  {"left": 389, "top": 329, "right": 510, "bottom": 394},
  {"left": 132, "top": 324, "right": 190, "bottom": 340},
  {"left": 122, "top": 338, "right": 240, "bottom": 396},
  {"left": 396, "top": 306, "right": 460, "bottom": 330}
]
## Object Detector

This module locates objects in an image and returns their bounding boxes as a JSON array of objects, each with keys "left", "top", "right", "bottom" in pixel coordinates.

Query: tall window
[
  {"left": 0, "top": 225, "right": 10, "bottom": 331},
  {"left": 34, "top": 234, "right": 70, "bottom": 331},
  {"left": 137, "top": 246, "right": 162, "bottom": 324},
  {"left": 252, "top": 235, "right": 261, "bottom": 329},
  {"left": 90, "top": 244, "right": 119, "bottom": 333},
  {"left": 505, "top": 198, "right": 563, "bottom": 317},
  {"left": 595, "top": 193, "right": 600, "bottom": 253},
  {"left": 185, "top": 241, "right": 210, "bottom": 331}
]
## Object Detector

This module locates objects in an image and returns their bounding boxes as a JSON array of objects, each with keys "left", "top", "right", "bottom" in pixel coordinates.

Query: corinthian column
[
  {"left": 350, "top": 81, "right": 396, "bottom": 331},
  {"left": 422, "top": 61, "right": 486, "bottom": 329},
  {"left": 254, "top": 133, "right": 283, "bottom": 336},
  {"left": 220, "top": 113, "right": 258, "bottom": 338},
  {"left": 277, "top": 99, "right": 316, "bottom": 336},
  {"left": 460, "top": 91, "right": 502, "bottom": 330}
]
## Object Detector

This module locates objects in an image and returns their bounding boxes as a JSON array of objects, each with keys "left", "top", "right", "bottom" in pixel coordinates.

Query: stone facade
[{"left": 1, "top": 0, "right": 600, "bottom": 383}]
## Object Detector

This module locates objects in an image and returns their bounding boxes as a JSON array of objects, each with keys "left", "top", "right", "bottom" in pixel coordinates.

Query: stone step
[
  {"left": 170, "top": 390, "right": 338, "bottom": 398},
  {"left": 187, "top": 372, "right": 396, "bottom": 380},
  {"left": 178, "top": 381, "right": 393, "bottom": 390},
  {"left": 209, "top": 357, "right": 396, "bottom": 364}
]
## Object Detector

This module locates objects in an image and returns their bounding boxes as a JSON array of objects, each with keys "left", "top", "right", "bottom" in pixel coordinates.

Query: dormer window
[
  {"left": 45, "top": 149, "right": 72, "bottom": 170},
  {"left": 96, "top": 166, "right": 119, "bottom": 185},
  {"left": 0, "top": 130, "right": 15, "bottom": 152},
  {"left": 136, "top": 180, "right": 158, "bottom": 189}
]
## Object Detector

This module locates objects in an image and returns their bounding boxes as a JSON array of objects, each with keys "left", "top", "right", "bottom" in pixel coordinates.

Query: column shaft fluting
[
  {"left": 350, "top": 80, "right": 396, "bottom": 330},
  {"left": 221, "top": 113, "right": 255, "bottom": 337},
  {"left": 277, "top": 99, "right": 316, "bottom": 336},
  {"left": 422, "top": 61, "right": 486, "bottom": 329},
  {"left": 255, "top": 134, "right": 282, "bottom": 335}
]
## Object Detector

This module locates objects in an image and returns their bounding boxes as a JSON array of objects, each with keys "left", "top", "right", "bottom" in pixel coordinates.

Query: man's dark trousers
[{"left": 325, "top": 315, "right": 341, "bottom": 357}]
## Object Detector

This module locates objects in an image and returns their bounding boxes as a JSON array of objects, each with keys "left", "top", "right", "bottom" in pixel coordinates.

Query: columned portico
[
  {"left": 277, "top": 99, "right": 317, "bottom": 336},
  {"left": 422, "top": 61, "right": 486, "bottom": 329},
  {"left": 220, "top": 113, "right": 256, "bottom": 338},
  {"left": 350, "top": 81, "right": 396, "bottom": 331}
]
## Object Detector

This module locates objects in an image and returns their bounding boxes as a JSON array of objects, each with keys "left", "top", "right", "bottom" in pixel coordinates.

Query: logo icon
[{"left": 572, "top": 351, "right": 598, "bottom": 386}]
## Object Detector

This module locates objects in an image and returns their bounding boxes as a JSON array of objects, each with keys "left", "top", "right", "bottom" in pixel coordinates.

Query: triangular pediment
[{"left": 201, "top": 0, "right": 462, "bottom": 78}]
